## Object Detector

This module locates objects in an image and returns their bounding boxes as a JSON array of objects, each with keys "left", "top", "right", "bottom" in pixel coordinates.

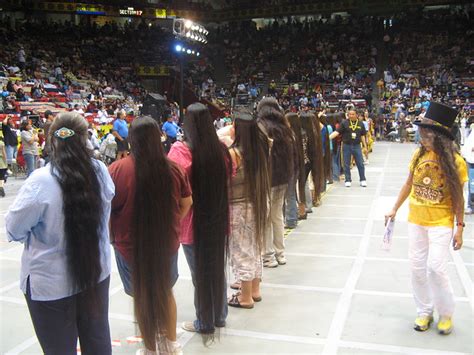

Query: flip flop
[
  {"left": 228, "top": 293, "right": 254, "bottom": 309},
  {"left": 230, "top": 281, "right": 241, "bottom": 290}
]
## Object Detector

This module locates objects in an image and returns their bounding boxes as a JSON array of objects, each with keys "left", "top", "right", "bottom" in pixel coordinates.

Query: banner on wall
[{"left": 137, "top": 66, "right": 170, "bottom": 77}]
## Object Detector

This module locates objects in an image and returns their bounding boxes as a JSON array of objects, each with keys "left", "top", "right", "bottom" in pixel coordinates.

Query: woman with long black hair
[
  {"left": 298, "top": 112, "right": 324, "bottom": 218},
  {"left": 285, "top": 112, "right": 305, "bottom": 228},
  {"left": 6, "top": 112, "right": 115, "bottom": 354},
  {"left": 257, "top": 98, "right": 294, "bottom": 267},
  {"left": 168, "top": 103, "right": 231, "bottom": 336},
  {"left": 109, "top": 116, "right": 192, "bottom": 355},
  {"left": 228, "top": 110, "right": 271, "bottom": 308}
]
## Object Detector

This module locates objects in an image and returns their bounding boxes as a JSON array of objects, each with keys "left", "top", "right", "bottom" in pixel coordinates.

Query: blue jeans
[
  {"left": 5, "top": 144, "right": 17, "bottom": 164},
  {"left": 332, "top": 146, "right": 341, "bottom": 181},
  {"left": 468, "top": 163, "right": 474, "bottom": 210},
  {"left": 114, "top": 249, "right": 179, "bottom": 297},
  {"left": 284, "top": 176, "right": 298, "bottom": 228},
  {"left": 342, "top": 143, "right": 366, "bottom": 183},
  {"left": 23, "top": 153, "right": 37, "bottom": 177},
  {"left": 182, "top": 244, "right": 227, "bottom": 332}
]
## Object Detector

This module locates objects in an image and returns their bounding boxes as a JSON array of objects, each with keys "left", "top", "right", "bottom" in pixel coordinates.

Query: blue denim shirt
[{"left": 5, "top": 160, "right": 115, "bottom": 301}]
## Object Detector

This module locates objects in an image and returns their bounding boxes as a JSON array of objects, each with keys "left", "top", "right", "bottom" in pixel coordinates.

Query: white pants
[
  {"left": 263, "top": 184, "right": 287, "bottom": 260},
  {"left": 408, "top": 223, "right": 455, "bottom": 317}
]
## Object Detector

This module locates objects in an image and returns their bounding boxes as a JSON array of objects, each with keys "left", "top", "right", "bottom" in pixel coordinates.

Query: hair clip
[{"left": 54, "top": 127, "right": 75, "bottom": 140}]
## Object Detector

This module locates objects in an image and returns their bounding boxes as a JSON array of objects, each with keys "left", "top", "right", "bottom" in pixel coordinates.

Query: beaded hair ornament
[{"left": 54, "top": 127, "right": 75, "bottom": 140}]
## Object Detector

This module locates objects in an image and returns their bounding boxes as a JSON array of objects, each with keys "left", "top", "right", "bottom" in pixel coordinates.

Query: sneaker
[
  {"left": 136, "top": 349, "right": 155, "bottom": 355},
  {"left": 276, "top": 255, "right": 287, "bottom": 265},
  {"left": 414, "top": 315, "right": 433, "bottom": 331},
  {"left": 182, "top": 321, "right": 197, "bottom": 332},
  {"left": 157, "top": 340, "right": 183, "bottom": 355},
  {"left": 437, "top": 317, "right": 453, "bottom": 335},
  {"left": 360, "top": 181, "right": 367, "bottom": 187},
  {"left": 263, "top": 259, "right": 278, "bottom": 268},
  {"left": 345, "top": 181, "right": 352, "bottom": 187},
  {"left": 7, "top": 169, "right": 12, "bottom": 175}
]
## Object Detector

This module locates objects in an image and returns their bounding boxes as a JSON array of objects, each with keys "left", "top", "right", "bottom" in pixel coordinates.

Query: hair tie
[{"left": 54, "top": 127, "right": 75, "bottom": 140}]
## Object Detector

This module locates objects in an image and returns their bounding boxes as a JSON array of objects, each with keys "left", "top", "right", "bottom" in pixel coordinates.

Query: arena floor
[{"left": 0, "top": 142, "right": 473, "bottom": 354}]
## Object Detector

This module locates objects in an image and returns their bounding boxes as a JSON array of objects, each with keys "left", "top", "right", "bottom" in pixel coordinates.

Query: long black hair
[
  {"left": 287, "top": 112, "right": 306, "bottom": 202},
  {"left": 232, "top": 110, "right": 271, "bottom": 249},
  {"left": 49, "top": 112, "right": 103, "bottom": 297},
  {"left": 129, "top": 116, "right": 176, "bottom": 351},
  {"left": 184, "top": 103, "right": 231, "bottom": 336},
  {"left": 257, "top": 97, "right": 295, "bottom": 185}
]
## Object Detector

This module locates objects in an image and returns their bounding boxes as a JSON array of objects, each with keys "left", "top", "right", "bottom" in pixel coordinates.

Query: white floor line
[
  {"left": 109, "top": 284, "right": 124, "bottom": 296},
  {"left": 326, "top": 194, "right": 377, "bottom": 198},
  {"left": 285, "top": 252, "right": 355, "bottom": 260},
  {"left": 109, "top": 312, "right": 134, "bottom": 322},
  {"left": 321, "top": 204, "right": 371, "bottom": 208},
  {"left": 450, "top": 248, "right": 474, "bottom": 312},
  {"left": 222, "top": 328, "right": 326, "bottom": 345},
  {"left": 0, "top": 296, "right": 26, "bottom": 305},
  {"left": 260, "top": 282, "right": 342, "bottom": 294},
  {"left": 353, "top": 289, "right": 469, "bottom": 303},
  {"left": 338, "top": 340, "right": 471, "bottom": 355},
  {"left": 4, "top": 336, "right": 38, "bottom": 355},
  {"left": 0, "top": 280, "right": 19, "bottom": 294},
  {"left": 323, "top": 145, "right": 391, "bottom": 355},
  {"left": 307, "top": 216, "right": 367, "bottom": 221},
  {"left": 290, "top": 231, "right": 364, "bottom": 237}
]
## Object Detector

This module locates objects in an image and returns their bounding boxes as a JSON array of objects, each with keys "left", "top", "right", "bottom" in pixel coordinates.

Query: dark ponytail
[
  {"left": 184, "top": 103, "right": 231, "bottom": 337},
  {"left": 50, "top": 112, "right": 103, "bottom": 297},
  {"left": 129, "top": 116, "right": 176, "bottom": 351}
]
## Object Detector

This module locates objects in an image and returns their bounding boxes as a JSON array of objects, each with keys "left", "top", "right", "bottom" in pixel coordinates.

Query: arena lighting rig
[{"left": 172, "top": 18, "right": 208, "bottom": 121}]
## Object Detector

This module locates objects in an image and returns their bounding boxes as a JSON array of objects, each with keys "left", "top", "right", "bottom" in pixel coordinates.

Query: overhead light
[
  {"left": 186, "top": 32, "right": 191, "bottom": 37},
  {"left": 191, "top": 50, "right": 195, "bottom": 54},
  {"left": 185, "top": 20, "right": 192, "bottom": 28},
  {"left": 181, "top": 47, "right": 186, "bottom": 52},
  {"left": 197, "top": 52, "right": 200, "bottom": 56},
  {"left": 175, "top": 44, "right": 182, "bottom": 52},
  {"left": 186, "top": 49, "right": 191, "bottom": 54}
]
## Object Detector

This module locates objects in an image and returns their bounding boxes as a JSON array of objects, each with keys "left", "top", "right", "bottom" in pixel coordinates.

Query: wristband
[{"left": 456, "top": 222, "right": 465, "bottom": 227}]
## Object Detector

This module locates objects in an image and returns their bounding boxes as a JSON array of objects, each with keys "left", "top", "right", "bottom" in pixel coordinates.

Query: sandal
[
  {"left": 252, "top": 296, "right": 262, "bottom": 302},
  {"left": 230, "top": 281, "right": 241, "bottom": 290},
  {"left": 228, "top": 293, "right": 254, "bottom": 309}
]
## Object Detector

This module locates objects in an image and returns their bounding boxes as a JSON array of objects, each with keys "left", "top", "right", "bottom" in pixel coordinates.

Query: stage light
[
  {"left": 181, "top": 47, "right": 186, "bottom": 52},
  {"left": 185, "top": 20, "right": 192, "bottom": 28},
  {"left": 197, "top": 52, "right": 200, "bottom": 56},
  {"left": 186, "top": 49, "right": 191, "bottom": 54},
  {"left": 191, "top": 50, "right": 195, "bottom": 54},
  {"left": 175, "top": 44, "right": 182, "bottom": 52},
  {"left": 186, "top": 32, "right": 191, "bottom": 37}
]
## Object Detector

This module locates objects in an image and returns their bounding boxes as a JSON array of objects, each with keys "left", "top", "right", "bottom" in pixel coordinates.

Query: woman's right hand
[{"left": 385, "top": 209, "right": 397, "bottom": 225}]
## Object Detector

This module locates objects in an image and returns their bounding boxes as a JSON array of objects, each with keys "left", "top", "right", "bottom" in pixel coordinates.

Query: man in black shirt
[{"left": 329, "top": 110, "right": 368, "bottom": 187}]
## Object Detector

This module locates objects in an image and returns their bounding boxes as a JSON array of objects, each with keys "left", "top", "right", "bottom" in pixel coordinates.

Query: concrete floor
[{"left": 0, "top": 142, "right": 473, "bottom": 354}]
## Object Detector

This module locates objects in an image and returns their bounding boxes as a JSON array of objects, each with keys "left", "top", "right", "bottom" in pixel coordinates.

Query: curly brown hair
[{"left": 413, "top": 128, "right": 464, "bottom": 215}]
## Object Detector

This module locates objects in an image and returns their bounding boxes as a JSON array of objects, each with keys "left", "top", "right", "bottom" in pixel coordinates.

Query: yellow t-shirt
[{"left": 408, "top": 149, "right": 468, "bottom": 227}]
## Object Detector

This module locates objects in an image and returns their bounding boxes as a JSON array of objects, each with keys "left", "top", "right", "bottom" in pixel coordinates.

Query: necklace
[{"left": 349, "top": 119, "right": 359, "bottom": 131}]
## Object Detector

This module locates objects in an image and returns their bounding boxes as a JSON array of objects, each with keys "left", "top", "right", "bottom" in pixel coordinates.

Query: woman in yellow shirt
[{"left": 386, "top": 102, "right": 467, "bottom": 335}]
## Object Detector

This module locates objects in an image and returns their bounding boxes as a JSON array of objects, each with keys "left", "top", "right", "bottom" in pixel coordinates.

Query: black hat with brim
[
  {"left": 413, "top": 120, "right": 455, "bottom": 140},
  {"left": 413, "top": 101, "right": 458, "bottom": 141}
]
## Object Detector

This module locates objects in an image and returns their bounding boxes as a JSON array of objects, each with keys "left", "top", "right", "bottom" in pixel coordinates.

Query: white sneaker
[
  {"left": 157, "top": 339, "right": 183, "bottom": 355},
  {"left": 263, "top": 259, "right": 278, "bottom": 268},
  {"left": 276, "top": 255, "right": 287, "bottom": 265},
  {"left": 345, "top": 181, "right": 351, "bottom": 187},
  {"left": 360, "top": 181, "right": 367, "bottom": 187},
  {"left": 7, "top": 169, "right": 12, "bottom": 175}
]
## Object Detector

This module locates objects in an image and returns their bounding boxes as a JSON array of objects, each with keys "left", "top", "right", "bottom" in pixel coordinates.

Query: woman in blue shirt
[{"left": 6, "top": 112, "right": 115, "bottom": 355}]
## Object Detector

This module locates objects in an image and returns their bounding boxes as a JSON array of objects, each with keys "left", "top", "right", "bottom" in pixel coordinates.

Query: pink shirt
[{"left": 168, "top": 141, "right": 194, "bottom": 245}]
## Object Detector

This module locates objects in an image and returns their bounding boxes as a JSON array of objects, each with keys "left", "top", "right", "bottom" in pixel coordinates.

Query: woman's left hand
[{"left": 453, "top": 229, "right": 463, "bottom": 250}]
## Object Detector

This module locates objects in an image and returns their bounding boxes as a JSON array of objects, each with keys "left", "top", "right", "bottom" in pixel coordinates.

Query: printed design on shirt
[{"left": 412, "top": 159, "right": 445, "bottom": 204}]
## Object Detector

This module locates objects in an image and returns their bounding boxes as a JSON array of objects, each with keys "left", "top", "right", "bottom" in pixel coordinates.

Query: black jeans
[{"left": 25, "top": 277, "right": 112, "bottom": 355}]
